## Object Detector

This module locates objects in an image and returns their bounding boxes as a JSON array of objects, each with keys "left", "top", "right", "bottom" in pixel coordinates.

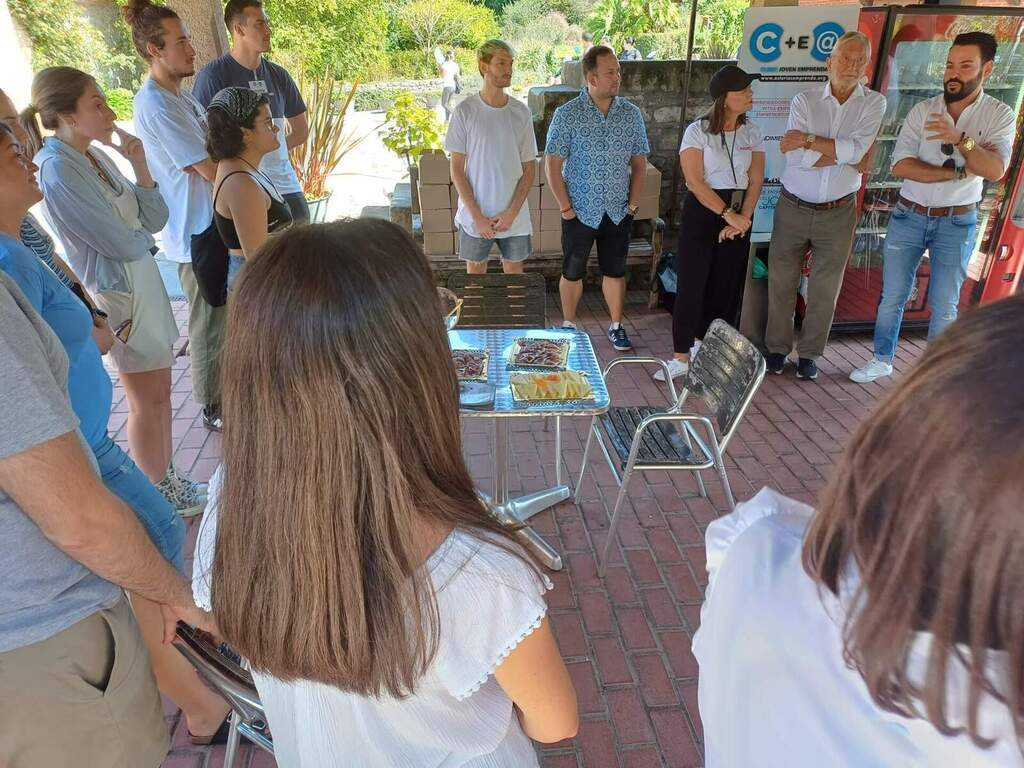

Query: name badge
[{"left": 249, "top": 79, "right": 269, "bottom": 95}]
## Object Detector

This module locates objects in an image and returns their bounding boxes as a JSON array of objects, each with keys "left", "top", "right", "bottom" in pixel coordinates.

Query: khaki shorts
[{"left": 0, "top": 595, "right": 168, "bottom": 768}]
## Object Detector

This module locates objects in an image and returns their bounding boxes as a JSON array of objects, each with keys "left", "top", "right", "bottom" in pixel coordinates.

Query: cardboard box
[
  {"left": 644, "top": 161, "right": 662, "bottom": 191},
  {"left": 419, "top": 151, "right": 450, "bottom": 184},
  {"left": 419, "top": 183, "right": 451, "bottom": 211},
  {"left": 531, "top": 219, "right": 541, "bottom": 244},
  {"left": 421, "top": 208, "right": 454, "bottom": 233},
  {"left": 540, "top": 184, "right": 561, "bottom": 210},
  {"left": 541, "top": 209, "right": 563, "bottom": 232},
  {"left": 526, "top": 186, "right": 540, "bottom": 210},
  {"left": 449, "top": 184, "right": 459, "bottom": 209},
  {"left": 423, "top": 231, "right": 454, "bottom": 255},
  {"left": 540, "top": 229, "right": 562, "bottom": 253},
  {"left": 533, "top": 155, "right": 543, "bottom": 185},
  {"left": 635, "top": 195, "right": 660, "bottom": 220}
]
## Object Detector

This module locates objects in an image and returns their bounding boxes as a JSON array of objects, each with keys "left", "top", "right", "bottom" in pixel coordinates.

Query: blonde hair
[
  {"left": 478, "top": 38, "right": 515, "bottom": 65},
  {"left": 833, "top": 30, "right": 871, "bottom": 59}
]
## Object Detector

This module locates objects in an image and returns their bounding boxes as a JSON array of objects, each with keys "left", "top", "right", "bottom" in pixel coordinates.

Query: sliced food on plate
[{"left": 510, "top": 371, "right": 592, "bottom": 401}]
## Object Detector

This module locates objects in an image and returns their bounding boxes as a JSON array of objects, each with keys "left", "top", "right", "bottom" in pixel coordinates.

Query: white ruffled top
[
  {"left": 693, "top": 487, "right": 1022, "bottom": 768},
  {"left": 192, "top": 466, "right": 552, "bottom": 767}
]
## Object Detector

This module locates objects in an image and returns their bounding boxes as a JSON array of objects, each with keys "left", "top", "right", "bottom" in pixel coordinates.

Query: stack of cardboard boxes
[{"left": 416, "top": 150, "right": 663, "bottom": 256}]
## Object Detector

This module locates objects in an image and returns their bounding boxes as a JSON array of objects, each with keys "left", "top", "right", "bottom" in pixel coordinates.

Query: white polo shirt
[
  {"left": 781, "top": 82, "right": 886, "bottom": 204},
  {"left": 679, "top": 119, "right": 764, "bottom": 190},
  {"left": 892, "top": 91, "right": 1016, "bottom": 208}
]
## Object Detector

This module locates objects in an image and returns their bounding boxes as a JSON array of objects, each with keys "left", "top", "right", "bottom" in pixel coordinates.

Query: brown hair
[
  {"left": 701, "top": 94, "right": 748, "bottom": 136},
  {"left": 20, "top": 67, "right": 96, "bottom": 159},
  {"left": 212, "top": 219, "right": 538, "bottom": 697},
  {"left": 804, "top": 294, "right": 1024, "bottom": 749},
  {"left": 224, "top": 0, "right": 263, "bottom": 33},
  {"left": 121, "top": 0, "right": 180, "bottom": 61},
  {"left": 581, "top": 45, "right": 615, "bottom": 78}
]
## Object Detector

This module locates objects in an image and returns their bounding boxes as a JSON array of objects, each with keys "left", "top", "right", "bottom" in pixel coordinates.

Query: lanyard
[{"left": 720, "top": 129, "right": 739, "bottom": 188}]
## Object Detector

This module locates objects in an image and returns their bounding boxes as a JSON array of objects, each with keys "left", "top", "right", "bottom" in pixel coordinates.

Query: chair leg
[
  {"left": 599, "top": 464, "right": 635, "bottom": 578},
  {"left": 573, "top": 417, "right": 597, "bottom": 504},
  {"left": 680, "top": 424, "right": 707, "bottom": 498},
  {"left": 223, "top": 711, "right": 242, "bottom": 768},
  {"left": 713, "top": 447, "right": 736, "bottom": 511},
  {"left": 554, "top": 416, "right": 562, "bottom": 486}
]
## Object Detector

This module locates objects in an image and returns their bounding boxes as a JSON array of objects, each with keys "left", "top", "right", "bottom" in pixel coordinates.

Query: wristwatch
[
  {"left": 957, "top": 133, "right": 977, "bottom": 153},
  {"left": 627, "top": 203, "right": 639, "bottom": 216},
  {"left": 804, "top": 133, "right": 816, "bottom": 147}
]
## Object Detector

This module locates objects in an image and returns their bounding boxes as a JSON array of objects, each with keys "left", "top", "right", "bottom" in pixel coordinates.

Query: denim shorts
[
  {"left": 458, "top": 229, "right": 532, "bottom": 263},
  {"left": 93, "top": 434, "right": 185, "bottom": 571},
  {"left": 226, "top": 254, "right": 245, "bottom": 292}
]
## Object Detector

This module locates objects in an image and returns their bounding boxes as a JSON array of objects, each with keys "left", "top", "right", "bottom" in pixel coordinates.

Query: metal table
[{"left": 450, "top": 328, "right": 610, "bottom": 570}]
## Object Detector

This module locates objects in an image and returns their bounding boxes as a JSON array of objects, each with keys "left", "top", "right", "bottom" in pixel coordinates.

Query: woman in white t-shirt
[
  {"left": 656, "top": 65, "right": 765, "bottom": 382},
  {"left": 192, "top": 219, "right": 578, "bottom": 767},
  {"left": 695, "top": 295, "right": 1024, "bottom": 767}
]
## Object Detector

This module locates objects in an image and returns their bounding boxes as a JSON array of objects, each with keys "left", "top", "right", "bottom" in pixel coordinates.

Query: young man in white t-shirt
[
  {"left": 445, "top": 40, "right": 538, "bottom": 274},
  {"left": 128, "top": 2, "right": 226, "bottom": 433},
  {"left": 440, "top": 50, "right": 461, "bottom": 122}
]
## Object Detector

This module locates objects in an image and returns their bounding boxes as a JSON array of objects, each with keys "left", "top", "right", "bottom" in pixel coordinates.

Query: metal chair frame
[{"left": 574, "top": 320, "right": 766, "bottom": 576}]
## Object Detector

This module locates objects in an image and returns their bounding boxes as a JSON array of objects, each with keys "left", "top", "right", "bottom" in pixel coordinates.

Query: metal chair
[
  {"left": 447, "top": 272, "right": 547, "bottom": 328},
  {"left": 174, "top": 622, "right": 273, "bottom": 767},
  {"left": 574, "top": 320, "right": 766, "bottom": 576}
]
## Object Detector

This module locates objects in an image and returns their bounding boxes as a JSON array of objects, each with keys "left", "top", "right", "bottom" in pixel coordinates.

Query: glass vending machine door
[{"left": 834, "top": 9, "right": 1024, "bottom": 328}]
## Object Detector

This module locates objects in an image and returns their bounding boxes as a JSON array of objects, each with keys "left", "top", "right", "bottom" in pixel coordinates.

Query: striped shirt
[{"left": 20, "top": 213, "right": 74, "bottom": 290}]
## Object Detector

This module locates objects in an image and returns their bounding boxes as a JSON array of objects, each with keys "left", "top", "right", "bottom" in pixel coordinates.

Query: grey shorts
[{"left": 458, "top": 229, "right": 532, "bottom": 263}]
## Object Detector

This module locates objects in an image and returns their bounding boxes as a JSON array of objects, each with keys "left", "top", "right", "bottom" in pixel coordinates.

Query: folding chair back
[
  {"left": 447, "top": 272, "right": 546, "bottom": 328},
  {"left": 682, "top": 319, "right": 765, "bottom": 452}
]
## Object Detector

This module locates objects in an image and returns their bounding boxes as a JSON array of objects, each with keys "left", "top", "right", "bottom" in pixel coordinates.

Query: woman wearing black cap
[{"left": 655, "top": 65, "right": 764, "bottom": 382}]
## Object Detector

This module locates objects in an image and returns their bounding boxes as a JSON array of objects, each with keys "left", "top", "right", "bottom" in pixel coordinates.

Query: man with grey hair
[
  {"left": 446, "top": 39, "right": 538, "bottom": 274},
  {"left": 765, "top": 30, "right": 885, "bottom": 380}
]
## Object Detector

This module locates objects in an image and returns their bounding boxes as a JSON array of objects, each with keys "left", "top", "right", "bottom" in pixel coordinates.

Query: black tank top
[{"left": 213, "top": 170, "right": 293, "bottom": 250}]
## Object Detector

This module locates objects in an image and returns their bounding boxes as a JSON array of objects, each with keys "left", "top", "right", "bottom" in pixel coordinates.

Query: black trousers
[
  {"left": 672, "top": 190, "right": 751, "bottom": 354},
  {"left": 284, "top": 192, "right": 310, "bottom": 225}
]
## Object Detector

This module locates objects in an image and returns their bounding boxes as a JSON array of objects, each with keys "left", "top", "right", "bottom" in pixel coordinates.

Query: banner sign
[{"left": 739, "top": 6, "right": 861, "bottom": 236}]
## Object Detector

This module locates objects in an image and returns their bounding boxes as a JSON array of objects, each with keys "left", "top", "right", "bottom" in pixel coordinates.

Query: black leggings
[{"left": 672, "top": 191, "right": 751, "bottom": 354}]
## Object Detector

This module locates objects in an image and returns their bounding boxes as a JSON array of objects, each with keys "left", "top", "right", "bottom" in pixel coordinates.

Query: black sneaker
[
  {"left": 766, "top": 353, "right": 787, "bottom": 375},
  {"left": 607, "top": 325, "right": 632, "bottom": 351},
  {"left": 796, "top": 358, "right": 818, "bottom": 380},
  {"left": 202, "top": 404, "right": 223, "bottom": 432}
]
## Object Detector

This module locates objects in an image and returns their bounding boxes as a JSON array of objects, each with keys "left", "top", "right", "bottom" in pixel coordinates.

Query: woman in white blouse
[
  {"left": 695, "top": 294, "right": 1024, "bottom": 766},
  {"left": 656, "top": 65, "right": 765, "bottom": 382},
  {"left": 192, "top": 219, "right": 578, "bottom": 767}
]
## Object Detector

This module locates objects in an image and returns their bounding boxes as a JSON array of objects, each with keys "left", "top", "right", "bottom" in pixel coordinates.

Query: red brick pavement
[{"left": 146, "top": 294, "right": 926, "bottom": 768}]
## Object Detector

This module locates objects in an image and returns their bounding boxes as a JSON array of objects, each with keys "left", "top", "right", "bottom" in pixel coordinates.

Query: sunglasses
[{"left": 941, "top": 142, "right": 957, "bottom": 170}]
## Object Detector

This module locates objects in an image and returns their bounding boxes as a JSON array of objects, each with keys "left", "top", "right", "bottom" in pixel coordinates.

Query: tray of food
[
  {"left": 508, "top": 338, "right": 570, "bottom": 369},
  {"left": 451, "top": 349, "right": 489, "bottom": 381},
  {"left": 509, "top": 371, "right": 593, "bottom": 402}
]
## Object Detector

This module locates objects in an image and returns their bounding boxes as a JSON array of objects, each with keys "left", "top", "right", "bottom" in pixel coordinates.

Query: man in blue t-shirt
[{"left": 192, "top": 0, "right": 311, "bottom": 223}]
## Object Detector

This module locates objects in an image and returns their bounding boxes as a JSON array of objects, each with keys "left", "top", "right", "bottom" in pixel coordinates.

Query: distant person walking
[
  {"left": 191, "top": 0, "right": 311, "bottom": 224},
  {"left": 620, "top": 37, "right": 642, "bottom": 61},
  {"left": 440, "top": 50, "right": 461, "bottom": 122},
  {"left": 446, "top": 40, "right": 537, "bottom": 274}
]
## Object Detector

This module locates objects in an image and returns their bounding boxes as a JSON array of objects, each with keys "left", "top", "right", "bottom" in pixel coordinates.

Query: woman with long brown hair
[
  {"left": 193, "top": 219, "right": 577, "bottom": 765},
  {"left": 695, "top": 295, "right": 1024, "bottom": 766}
]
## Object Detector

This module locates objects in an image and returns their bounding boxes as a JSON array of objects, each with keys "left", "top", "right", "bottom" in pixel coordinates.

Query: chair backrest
[
  {"left": 447, "top": 272, "right": 546, "bottom": 328},
  {"left": 683, "top": 319, "right": 765, "bottom": 450}
]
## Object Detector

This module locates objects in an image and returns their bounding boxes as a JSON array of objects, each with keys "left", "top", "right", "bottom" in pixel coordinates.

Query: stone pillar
[{"left": 168, "top": 0, "right": 228, "bottom": 76}]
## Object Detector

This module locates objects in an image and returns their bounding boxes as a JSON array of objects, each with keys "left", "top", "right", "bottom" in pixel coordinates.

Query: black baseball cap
[{"left": 709, "top": 65, "right": 759, "bottom": 99}]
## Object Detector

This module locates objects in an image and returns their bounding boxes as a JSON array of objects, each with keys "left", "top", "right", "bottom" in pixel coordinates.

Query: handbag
[{"left": 190, "top": 219, "right": 229, "bottom": 307}]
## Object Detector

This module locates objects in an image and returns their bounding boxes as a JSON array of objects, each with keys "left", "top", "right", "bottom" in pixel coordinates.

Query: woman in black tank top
[{"left": 206, "top": 87, "right": 293, "bottom": 290}]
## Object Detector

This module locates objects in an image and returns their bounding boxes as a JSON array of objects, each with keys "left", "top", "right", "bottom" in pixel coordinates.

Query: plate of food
[
  {"left": 452, "top": 349, "right": 489, "bottom": 381},
  {"left": 509, "top": 338, "right": 570, "bottom": 369},
  {"left": 509, "top": 371, "right": 593, "bottom": 402}
]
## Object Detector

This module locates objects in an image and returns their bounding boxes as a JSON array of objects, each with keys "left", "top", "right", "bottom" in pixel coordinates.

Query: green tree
[
  {"left": 585, "top": 0, "right": 680, "bottom": 49},
  {"left": 10, "top": 0, "right": 110, "bottom": 75},
  {"left": 381, "top": 92, "right": 443, "bottom": 165},
  {"left": 694, "top": 0, "right": 745, "bottom": 59},
  {"left": 501, "top": 0, "right": 592, "bottom": 32},
  {"left": 396, "top": 0, "right": 500, "bottom": 62}
]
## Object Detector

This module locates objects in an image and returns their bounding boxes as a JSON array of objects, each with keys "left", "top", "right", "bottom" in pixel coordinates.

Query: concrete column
[
  {"left": 1, "top": 0, "right": 34, "bottom": 105},
  {"left": 167, "top": 0, "right": 228, "bottom": 77}
]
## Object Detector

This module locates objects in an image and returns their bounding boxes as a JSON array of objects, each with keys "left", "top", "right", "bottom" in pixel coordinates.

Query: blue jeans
[
  {"left": 93, "top": 434, "right": 185, "bottom": 571},
  {"left": 227, "top": 254, "right": 245, "bottom": 292},
  {"left": 873, "top": 202, "right": 977, "bottom": 362}
]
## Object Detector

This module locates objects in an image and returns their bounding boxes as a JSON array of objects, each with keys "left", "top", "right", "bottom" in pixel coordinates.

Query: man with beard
[
  {"left": 126, "top": 0, "right": 226, "bottom": 432},
  {"left": 446, "top": 40, "right": 537, "bottom": 274},
  {"left": 852, "top": 31, "right": 1014, "bottom": 383}
]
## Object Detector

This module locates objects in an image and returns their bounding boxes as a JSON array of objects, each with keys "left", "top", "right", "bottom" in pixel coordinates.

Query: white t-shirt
[
  {"left": 441, "top": 60, "right": 461, "bottom": 89},
  {"left": 445, "top": 94, "right": 538, "bottom": 239},
  {"left": 193, "top": 467, "right": 551, "bottom": 767},
  {"left": 695, "top": 487, "right": 1024, "bottom": 768},
  {"left": 680, "top": 119, "right": 764, "bottom": 190},
  {"left": 132, "top": 78, "right": 214, "bottom": 264}
]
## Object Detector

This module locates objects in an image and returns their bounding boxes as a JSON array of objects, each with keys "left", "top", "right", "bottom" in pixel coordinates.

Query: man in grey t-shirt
[{"left": 0, "top": 273, "right": 214, "bottom": 767}]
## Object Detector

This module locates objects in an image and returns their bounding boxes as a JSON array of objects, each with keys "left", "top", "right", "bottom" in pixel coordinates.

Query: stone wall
[{"left": 528, "top": 59, "right": 734, "bottom": 225}]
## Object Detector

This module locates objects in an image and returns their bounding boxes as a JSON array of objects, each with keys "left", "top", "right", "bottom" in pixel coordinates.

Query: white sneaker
[
  {"left": 158, "top": 463, "right": 208, "bottom": 518},
  {"left": 561, "top": 320, "right": 577, "bottom": 330},
  {"left": 850, "top": 358, "right": 893, "bottom": 384},
  {"left": 653, "top": 358, "right": 688, "bottom": 381}
]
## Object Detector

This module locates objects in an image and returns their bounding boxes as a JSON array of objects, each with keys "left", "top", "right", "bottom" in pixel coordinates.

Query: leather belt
[
  {"left": 898, "top": 196, "right": 976, "bottom": 218},
  {"left": 781, "top": 188, "right": 855, "bottom": 211}
]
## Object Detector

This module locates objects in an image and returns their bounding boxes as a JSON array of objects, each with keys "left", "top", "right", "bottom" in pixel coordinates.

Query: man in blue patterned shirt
[{"left": 545, "top": 45, "right": 650, "bottom": 351}]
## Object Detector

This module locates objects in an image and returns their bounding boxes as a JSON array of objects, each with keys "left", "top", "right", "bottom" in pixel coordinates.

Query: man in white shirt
[
  {"left": 766, "top": 31, "right": 885, "bottom": 381},
  {"left": 852, "top": 32, "right": 1015, "bottom": 383},
  {"left": 445, "top": 40, "right": 537, "bottom": 274},
  {"left": 129, "top": 4, "right": 226, "bottom": 431},
  {"left": 440, "top": 50, "right": 461, "bottom": 123}
]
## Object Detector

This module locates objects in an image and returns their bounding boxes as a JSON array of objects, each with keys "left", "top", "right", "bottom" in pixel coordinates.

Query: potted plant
[
  {"left": 289, "top": 76, "right": 376, "bottom": 222},
  {"left": 381, "top": 92, "right": 444, "bottom": 212}
]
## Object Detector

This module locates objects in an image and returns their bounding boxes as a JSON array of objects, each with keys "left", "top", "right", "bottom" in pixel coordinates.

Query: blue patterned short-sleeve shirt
[{"left": 544, "top": 91, "right": 650, "bottom": 229}]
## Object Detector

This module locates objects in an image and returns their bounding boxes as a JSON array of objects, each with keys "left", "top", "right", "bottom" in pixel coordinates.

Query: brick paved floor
[{"left": 146, "top": 294, "right": 926, "bottom": 768}]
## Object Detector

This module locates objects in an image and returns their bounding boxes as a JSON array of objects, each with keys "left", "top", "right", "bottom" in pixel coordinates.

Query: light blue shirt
[{"left": 544, "top": 90, "right": 650, "bottom": 229}]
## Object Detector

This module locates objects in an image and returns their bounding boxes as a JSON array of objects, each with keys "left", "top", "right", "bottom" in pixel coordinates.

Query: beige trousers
[
  {"left": 177, "top": 262, "right": 227, "bottom": 407},
  {"left": 765, "top": 192, "right": 857, "bottom": 359}
]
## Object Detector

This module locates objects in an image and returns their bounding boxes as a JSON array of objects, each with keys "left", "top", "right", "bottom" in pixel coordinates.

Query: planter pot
[{"left": 306, "top": 192, "right": 332, "bottom": 223}]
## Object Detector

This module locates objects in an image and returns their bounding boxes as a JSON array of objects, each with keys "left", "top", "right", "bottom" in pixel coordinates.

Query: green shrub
[
  {"left": 353, "top": 87, "right": 403, "bottom": 112},
  {"left": 105, "top": 88, "right": 134, "bottom": 120},
  {"left": 501, "top": 0, "right": 591, "bottom": 34},
  {"left": 381, "top": 92, "right": 444, "bottom": 164},
  {"left": 396, "top": 0, "right": 500, "bottom": 56}
]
